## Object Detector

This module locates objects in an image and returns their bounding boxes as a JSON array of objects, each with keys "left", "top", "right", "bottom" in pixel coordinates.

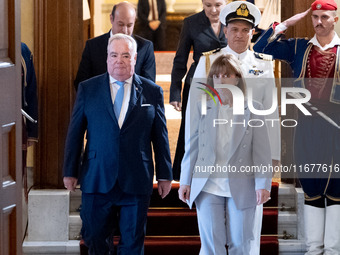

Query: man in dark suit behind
[
  {"left": 63, "top": 33, "right": 172, "bottom": 254},
  {"left": 74, "top": 1, "right": 156, "bottom": 90},
  {"left": 137, "top": 0, "right": 167, "bottom": 50}
]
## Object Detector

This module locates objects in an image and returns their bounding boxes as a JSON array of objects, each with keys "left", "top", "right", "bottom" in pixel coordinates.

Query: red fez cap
[{"left": 311, "top": 0, "right": 337, "bottom": 11}]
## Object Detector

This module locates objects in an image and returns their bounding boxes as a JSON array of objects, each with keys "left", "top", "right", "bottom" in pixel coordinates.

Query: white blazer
[{"left": 180, "top": 99, "right": 272, "bottom": 210}]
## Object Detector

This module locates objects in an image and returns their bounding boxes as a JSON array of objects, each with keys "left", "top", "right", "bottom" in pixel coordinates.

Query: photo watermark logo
[{"left": 198, "top": 82, "right": 312, "bottom": 128}]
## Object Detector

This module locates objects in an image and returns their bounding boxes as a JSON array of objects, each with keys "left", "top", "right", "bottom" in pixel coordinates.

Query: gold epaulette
[
  {"left": 254, "top": 52, "right": 273, "bottom": 61},
  {"left": 202, "top": 48, "right": 221, "bottom": 74}
]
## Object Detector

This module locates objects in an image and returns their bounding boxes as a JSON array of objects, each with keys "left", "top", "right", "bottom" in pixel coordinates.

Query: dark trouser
[
  {"left": 139, "top": 26, "right": 165, "bottom": 51},
  {"left": 81, "top": 184, "right": 150, "bottom": 255},
  {"left": 172, "top": 64, "right": 196, "bottom": 180},
  {"left": 294, "top": 113, "right": 340, "bottom": 202},
  {"left": 305, "top": 196, "right": 340, "bottom": 207},
  {"left": 294, "top": 112, "right": 340, "bottom": 254}
]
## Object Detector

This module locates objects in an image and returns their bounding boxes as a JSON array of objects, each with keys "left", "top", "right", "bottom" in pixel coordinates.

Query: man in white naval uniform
[{"left": 187, "top": 1, "right": 281, "bottom": 254}]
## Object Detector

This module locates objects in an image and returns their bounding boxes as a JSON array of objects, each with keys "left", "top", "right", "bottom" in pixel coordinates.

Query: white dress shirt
[
  {"left": 109, "top": 75, "right": 132, "bottom": 128},
  {"left": 308, "top": 32, "right": 340, "bottom": 51},
  {"left": 148, "top": 0, "right": 159, "bottom": 21}
]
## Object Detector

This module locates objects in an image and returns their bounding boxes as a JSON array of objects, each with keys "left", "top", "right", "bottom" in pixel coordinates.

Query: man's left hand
[
  {"left": 256, "top": 189, "right": 271, "bottom": 205},
  {"left": 157, "top": 180, "right": 172, "bottom": 199}
]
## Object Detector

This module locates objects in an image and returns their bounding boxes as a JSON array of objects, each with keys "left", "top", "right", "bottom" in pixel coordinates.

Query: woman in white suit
[{"left": 178, "top": 54, "right": 272, "bottom": 255}]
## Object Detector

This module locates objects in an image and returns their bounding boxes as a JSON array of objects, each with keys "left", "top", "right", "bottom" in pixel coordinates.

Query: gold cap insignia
[{"left": 236, "top": 4, "right": 250, "bottom": 18}]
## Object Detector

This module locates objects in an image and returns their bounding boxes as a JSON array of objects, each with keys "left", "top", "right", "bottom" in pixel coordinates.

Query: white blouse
[{"left": 202, "top": 104, "right": 233, "bottom": 197}]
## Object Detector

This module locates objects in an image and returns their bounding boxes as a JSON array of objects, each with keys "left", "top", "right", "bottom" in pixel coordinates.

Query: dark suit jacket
[
  {"left": 64, "top": 73, "right": 172, "bottom": 195},
  {"left": 21, "top": 42, "right": 38, "bottom": 140},
  {"left": 74, "top": 32, "right": 156, "bottom": 90},
  {"left": 137, "top": 0, "right": 166, "bottom": 28},
  {"left": 170, "top": 11, "right": 228, "bottom": 103}
]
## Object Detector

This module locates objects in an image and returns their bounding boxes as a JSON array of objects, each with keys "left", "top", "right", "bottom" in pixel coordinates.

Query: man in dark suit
[
  {"left": 63, "top": 33, "right": 172, "bottom": 254},
  {"left": 137, "top": 0, "right": 166, "bottom": 50},
  {"left": 74, "top": 1, "right": 156, "bottom": 90}
]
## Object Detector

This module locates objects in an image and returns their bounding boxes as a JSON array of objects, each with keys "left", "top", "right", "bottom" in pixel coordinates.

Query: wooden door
[
  {"left": 34, "top": 0, "right": 82, "bottom": 188},
  {"left": 0, "top": 0, "right": 22, "bottom": 254}
]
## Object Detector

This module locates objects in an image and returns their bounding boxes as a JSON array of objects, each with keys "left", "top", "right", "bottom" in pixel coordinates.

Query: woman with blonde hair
[{"left": 170, "top": 0, "right": 228, "bottom": 180}]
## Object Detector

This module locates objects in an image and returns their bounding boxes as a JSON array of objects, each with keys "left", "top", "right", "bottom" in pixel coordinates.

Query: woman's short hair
[{"left": 207, "top": 53, "right": 246, "bottom": 94}]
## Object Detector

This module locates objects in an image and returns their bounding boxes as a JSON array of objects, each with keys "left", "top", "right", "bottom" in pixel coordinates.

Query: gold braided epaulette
[
  {"left": 202, "top": 48, "right": 221, "bottom": 74},
  {"left": 202, "top": 48, "right": 221, "bottom": 56},
  {"left": 254, "top": 52, "right": 273, "bottom": 61}
]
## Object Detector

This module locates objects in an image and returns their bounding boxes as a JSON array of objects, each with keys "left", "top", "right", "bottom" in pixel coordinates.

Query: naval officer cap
[
  {"left": 219, "top": 1, "right": 261, "bottom": 27},
  {"left": 311, "top": 0, "right": 337, "bottom": 10}
]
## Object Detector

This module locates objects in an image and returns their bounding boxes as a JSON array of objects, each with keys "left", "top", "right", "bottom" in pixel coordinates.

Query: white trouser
[
  {"left": 304, "top": 204, "right": 340, "bottom": 255},
  {"left": 249, "top": 204, "right": 263, "bottom": 255},
  {"left": 304, "top": 204, "right": 325, "bottom": 255},
  {"left": 324, "top": 204, "right": 340, "bottom": 255},
  {"left": 195, "top": 191, "right": 256, "bottom": 255}
]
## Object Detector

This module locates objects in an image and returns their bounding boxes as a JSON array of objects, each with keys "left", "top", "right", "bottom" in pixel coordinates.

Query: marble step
[
  {"left": 23, "top": 239, "right": 80, "bottom": 255},
  {"left": 24, "top": 239, "right": 306, "bottom": 255},
  {"left": 69, "top": 189, "right": 82, "bottom": 213},
  {"left": 279, "top": 239, "right": 306, "bottom": 255},
  {"left": 278, "top": 183, "right": 297, "bottom": 212},
  {"left": 278, "top": 211, "right": 298, "bottom": 240}
]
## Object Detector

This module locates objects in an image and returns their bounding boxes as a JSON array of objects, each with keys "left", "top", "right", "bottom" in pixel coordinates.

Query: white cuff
[{"left": 274, "top": 23, "right": 288, "bottom": 34}]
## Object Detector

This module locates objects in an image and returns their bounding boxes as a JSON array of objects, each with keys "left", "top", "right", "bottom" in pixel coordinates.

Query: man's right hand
[
  {"left": 282, "top": 8, "right": 311, "bottom": 28},
  {"left": 178, "top": 185, "right": 190, "bottom": 203},
  {"left": 63, "top": 177, "right": 78, "bottom": 192},
  {"left": 170, "top": 101, "right": 182, "bottom": 111}
]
